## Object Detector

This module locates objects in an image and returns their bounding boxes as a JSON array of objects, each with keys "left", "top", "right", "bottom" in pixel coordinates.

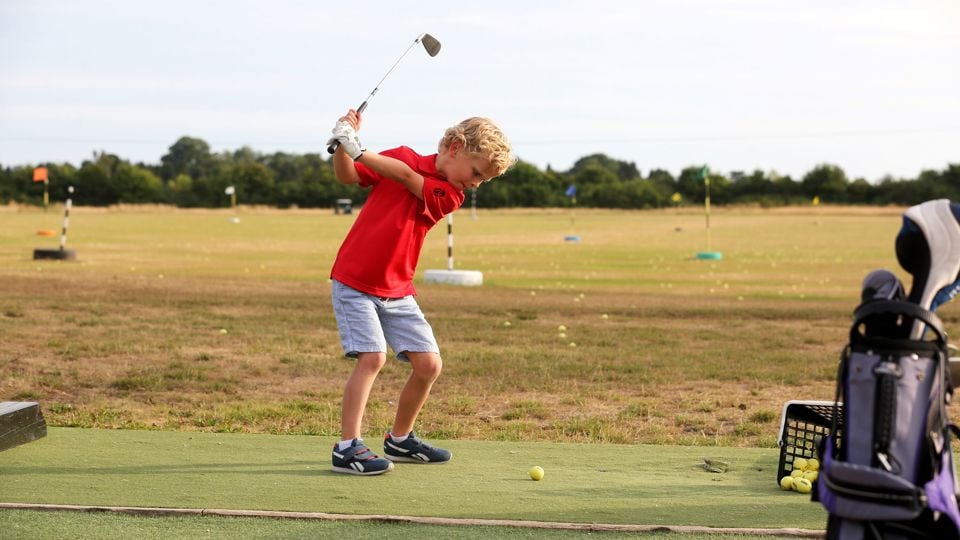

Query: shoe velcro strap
[{"left": 346, "top": 445, "right": 378, "bottom": 461}]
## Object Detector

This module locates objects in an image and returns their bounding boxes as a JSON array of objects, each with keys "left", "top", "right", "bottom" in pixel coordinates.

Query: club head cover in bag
[
  {"left": 861, "top": 269, "right": 906, "bottom": 303},
  {"left": 859, "top": 269, "right": 906, "bottom": 338},
  {"left": 896, "top": 200, "right": 960, "bottom": 320}
]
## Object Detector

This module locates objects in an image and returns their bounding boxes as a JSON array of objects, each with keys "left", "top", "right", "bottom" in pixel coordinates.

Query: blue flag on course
[{"left": 565, "top": 185, "right": 577, "bottom": 198}]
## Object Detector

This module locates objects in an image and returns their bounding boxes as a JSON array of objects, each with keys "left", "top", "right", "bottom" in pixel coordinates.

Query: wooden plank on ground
[{"left": 0, "top": 401, "right": 47, "bottom": 452}]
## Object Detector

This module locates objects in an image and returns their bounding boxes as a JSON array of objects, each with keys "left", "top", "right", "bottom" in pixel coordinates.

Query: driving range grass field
[{"left": 3, "top": 204, "right": 956, "bottom": 537}]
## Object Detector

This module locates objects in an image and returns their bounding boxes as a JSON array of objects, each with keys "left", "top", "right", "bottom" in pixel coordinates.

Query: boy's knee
[
  {"left": 408, "top": 353, "right": 442, "bottom": 380},
  {"left": 355, "top": 352, "right": 387, "bottom": 372}
]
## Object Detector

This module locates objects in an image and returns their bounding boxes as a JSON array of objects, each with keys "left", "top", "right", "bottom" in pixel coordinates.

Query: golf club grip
[{"left": 326, "top": 101, "right": 368, "bottom": 155}]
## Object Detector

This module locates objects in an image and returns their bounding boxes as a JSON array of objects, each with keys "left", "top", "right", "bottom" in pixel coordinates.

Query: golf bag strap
[{"left": 852, "top": 300, "right": 946, "bottom": 344}]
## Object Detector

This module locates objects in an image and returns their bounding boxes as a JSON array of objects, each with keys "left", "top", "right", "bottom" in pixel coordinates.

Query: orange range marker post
[{"left": 33, "top": 167, "right": 49, "bottom": 212}]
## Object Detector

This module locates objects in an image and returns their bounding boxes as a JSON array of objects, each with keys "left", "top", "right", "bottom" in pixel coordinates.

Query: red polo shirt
[{"left": 330, "top": 146, "right": 465, "bottom": 297}]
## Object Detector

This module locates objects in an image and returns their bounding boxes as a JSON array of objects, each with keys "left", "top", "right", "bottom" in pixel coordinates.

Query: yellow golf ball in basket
[
  {"left": 794, "top": 478, "right": 813, "bottom": 494},
  {"left": 793, "top": 457, "right": 808, "bottom": 471},
  {"left": 779, "top": 476, "right": 795, "bottom": 491},
  {"left": 529, "top": 466, "right": 545, "bottom": 481},
  {"left": 807, "top": 458, "right": 820, "bottom": 471}
]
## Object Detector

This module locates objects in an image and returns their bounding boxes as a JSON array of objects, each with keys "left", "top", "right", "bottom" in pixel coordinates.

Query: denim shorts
[{"left": 331, "top": 279, "right": 439, "bottom": 361}]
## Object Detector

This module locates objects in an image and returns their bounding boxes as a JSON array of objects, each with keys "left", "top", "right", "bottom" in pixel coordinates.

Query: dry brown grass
[{"left": 1, "top": 271, "right": 850, "bottom": 447}]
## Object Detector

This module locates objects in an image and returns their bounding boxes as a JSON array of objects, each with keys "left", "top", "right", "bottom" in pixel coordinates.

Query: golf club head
[{"left": 419, "top": 33, "right": 441, "bottom": 57}]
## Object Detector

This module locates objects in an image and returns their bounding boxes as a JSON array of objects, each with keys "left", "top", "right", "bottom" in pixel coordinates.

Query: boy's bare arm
[
  {"left": 330, "top": 108, "right": 424, "bottom": 197},
  {"left": 333, "top": 147, "right": 361, "bottom": 185},
  {"left": 357, "top": 152, "right": 425, "bottom": 200}
]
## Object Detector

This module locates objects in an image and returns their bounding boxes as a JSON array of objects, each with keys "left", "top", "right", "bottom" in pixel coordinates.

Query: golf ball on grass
[{"left": 529, "top": 466, "right": 544, "bottom": 481}]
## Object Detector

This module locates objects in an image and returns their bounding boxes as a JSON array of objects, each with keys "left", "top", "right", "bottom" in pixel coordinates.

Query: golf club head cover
[
  {"left": 896, "top": 199, "right": 960, "bottom": 314},
  {"left": 860, "top": 269, "right": 906, "bottom": 338},
  {"left": 861, "top": 269, "right": 906, "bottom": 303},
  {"left": 326, "top": 121, "right": 365, "bottom": 160}
]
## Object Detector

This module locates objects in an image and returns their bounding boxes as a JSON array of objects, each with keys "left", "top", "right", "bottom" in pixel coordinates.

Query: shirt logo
[{"left": 433, "top": 188, "right": 446, "bottom": 197}]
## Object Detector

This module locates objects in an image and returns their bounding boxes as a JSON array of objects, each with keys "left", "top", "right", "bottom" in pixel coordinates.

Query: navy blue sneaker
[
  {"left": 383, "top": 431, "right": 452, "bottom": 463},
  {"left": 332, "top": 439, "right": 394, "bottom": 476}
]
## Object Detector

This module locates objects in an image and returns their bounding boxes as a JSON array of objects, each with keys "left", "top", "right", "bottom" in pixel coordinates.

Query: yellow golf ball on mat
[{"left": 529, "top": 466, "right": 544, "bottom": 481}]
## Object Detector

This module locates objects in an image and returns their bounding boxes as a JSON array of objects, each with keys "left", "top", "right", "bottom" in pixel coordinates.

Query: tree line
[{"left": 2, "top": 136, "right": 958, "bottom": 208}]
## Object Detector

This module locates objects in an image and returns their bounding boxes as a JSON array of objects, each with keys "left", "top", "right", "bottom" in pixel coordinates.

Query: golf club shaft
[{"left": 327, "top": 35, "right": 432, "bottom": 155}]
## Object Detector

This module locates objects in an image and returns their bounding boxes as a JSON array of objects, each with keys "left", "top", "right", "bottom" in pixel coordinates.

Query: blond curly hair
[{"left": 439, "top": 117, "right": 516, "bottom": 178}]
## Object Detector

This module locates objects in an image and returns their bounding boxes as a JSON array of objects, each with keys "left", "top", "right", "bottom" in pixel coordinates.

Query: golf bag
[
  {"left": 816, "top": 289, "right": 960, "bottom": 538},
  {"left": 816, "top": 199, "right": 960, "bottom": 538}
]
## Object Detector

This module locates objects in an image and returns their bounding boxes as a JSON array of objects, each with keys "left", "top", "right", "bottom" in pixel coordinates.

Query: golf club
[{"left": 327, "top": 33, "right": 441, "bottom": 154}]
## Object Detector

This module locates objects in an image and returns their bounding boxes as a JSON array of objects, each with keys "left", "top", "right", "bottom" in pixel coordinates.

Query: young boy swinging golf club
[{"left": 327, "top": 108, "right": 514, "bottom": 475}]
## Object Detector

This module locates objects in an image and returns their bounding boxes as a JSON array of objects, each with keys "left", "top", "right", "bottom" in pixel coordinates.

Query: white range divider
[{"left": 423, "top": 212, "right": 483, "bottom": 286}]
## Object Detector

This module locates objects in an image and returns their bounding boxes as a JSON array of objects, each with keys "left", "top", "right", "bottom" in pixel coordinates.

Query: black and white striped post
[
  {"left": 423, "top": 211, "right": 483, "bottom": 286},
  {"left": 59, "top": 186, "right": 73, "bottom": 251},
  {"left": 34, "top": 186, "right": 77, "bottom": 260},
  {"left": 446, "top": 213, "right": 454, "bottom": 271}
]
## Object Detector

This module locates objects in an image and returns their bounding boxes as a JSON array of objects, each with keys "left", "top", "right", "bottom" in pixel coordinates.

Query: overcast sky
[{"left": 1, "top": 0, "right": 958, "bottom": 181}]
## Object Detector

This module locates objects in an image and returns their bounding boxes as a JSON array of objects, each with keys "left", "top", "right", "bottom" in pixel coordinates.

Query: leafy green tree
[
  {"left": 912, "top": 166, "right": 960, "bottom": 202},
  {"left": 801, "top": 164, "right": 848, "bottom": 202},
  {"left": 845, "top": 178, "right": 875, "bottom": 204},
  {"left": 770, "top": 173, "right": 802, "bottom": 203},
  {"left": 190, "top": 159, "right": 233, "bottom": 207},
  {"left": 44, "top": 163, "right": 79, "bottom": 202},
  {"left": 586, "top": 180, "right": 663, "bottom": 209},
  {"left": 0, "top": 166, "right": 11, "bottom": 203},
  {"left": 872, "top": 176, "right": 937, "bottom": 206},
  {"left": 75, "top": 158, "right": 117, "bottom": 205},
  {"left": 0, "top": 165, "right": 31, "bottom": 203},
  {"left": 569, "top": 154, "right": 640, "bottom": 181},
  {"left": 161, "top": 137, "right": 215, "bottom": 181},
  {"left": 569, "top": 162, "right": 619, "bottom": 206},
  {"left": 234, "top": 161, "right": 276, "bottom": 205},
  {"left": 478, "top": 160, "right": 562, "bottom": 207},
  {"left": 113, "top": 164, "right": 164, "bottom": 203},
  {"left": 943, "top": 164, "right": 960, "bottom": 197},
  {"left": 647, "top": 169, "right": 676, "bottom": 202},
  {"left": 676, "top": 166, "right": 708, "bottom": 203},
  {"left": 730, "top": 170, "right": 771, "bottom": 202},
  {"left": 7, "top": 134, "right": 960, "bottom": 209},
  {"left": 167, "top": 173, "right": 197, "bottom": 207}
]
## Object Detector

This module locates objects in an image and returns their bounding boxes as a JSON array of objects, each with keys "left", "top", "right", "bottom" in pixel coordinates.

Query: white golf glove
[{"left": 326, "top": 121, "right": 365, "bottom": 160}]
